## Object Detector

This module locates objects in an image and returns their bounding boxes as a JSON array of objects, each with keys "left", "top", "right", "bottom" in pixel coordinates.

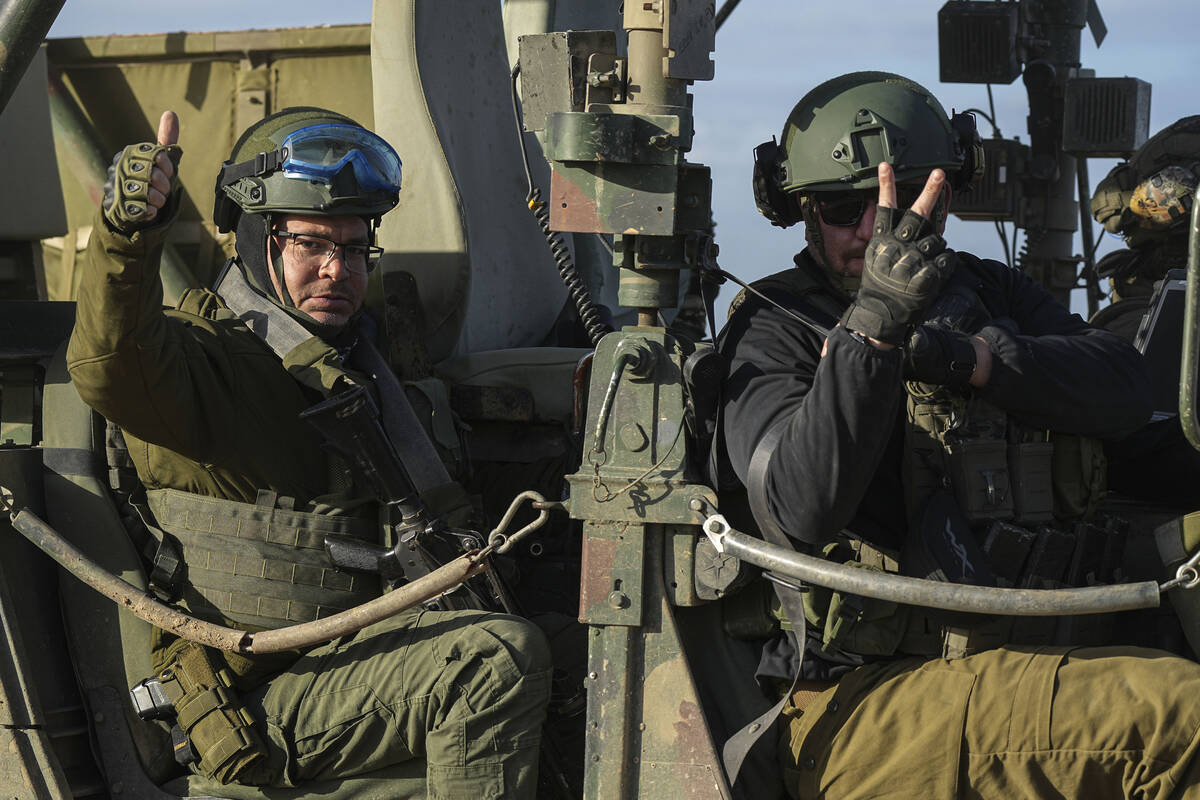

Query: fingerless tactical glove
[
  {"left": 102, "top": 142, "right": 183, "bottom": 233},
  {"left": 841, "top": 206, "right": 958, "bottom": 345}
]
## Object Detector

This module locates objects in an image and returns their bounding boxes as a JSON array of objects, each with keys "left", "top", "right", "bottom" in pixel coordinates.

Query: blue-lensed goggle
[{"left": 278, "top": 123, "right": 403, "bottom": 194}]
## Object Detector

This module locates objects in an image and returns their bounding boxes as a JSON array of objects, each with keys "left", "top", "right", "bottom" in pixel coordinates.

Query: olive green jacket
[{"left": 67, "top": 212, "right": 345, "bottom": 508}]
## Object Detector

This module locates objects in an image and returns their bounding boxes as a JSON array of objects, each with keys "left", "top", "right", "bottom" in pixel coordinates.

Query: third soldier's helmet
[
  {"left": 1092, "top": 115, "right": 1200, "bottom": 250},
  {"left": 752, "top": 71, "right": 982, "bottom": 228}
]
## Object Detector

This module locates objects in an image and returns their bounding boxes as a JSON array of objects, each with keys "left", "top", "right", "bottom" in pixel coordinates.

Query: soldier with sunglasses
[
  {"left": 67, "top": 108, "right": 551, "bottom": 797},
  {"left": 712, "top": 72, "right": 1200, "bottom": 798}
]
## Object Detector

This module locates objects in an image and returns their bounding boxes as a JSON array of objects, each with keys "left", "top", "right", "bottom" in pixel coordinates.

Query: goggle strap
[{"left": 217, "top": 147, "right": 290, "bottom": 190}]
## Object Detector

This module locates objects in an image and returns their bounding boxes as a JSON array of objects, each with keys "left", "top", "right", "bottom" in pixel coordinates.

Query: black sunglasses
[{"left": 812, "top": 185, "right": 925, "bottom": 227}]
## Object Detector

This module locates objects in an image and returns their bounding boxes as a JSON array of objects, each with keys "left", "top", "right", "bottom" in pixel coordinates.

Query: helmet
[
  {"left": 752, "top": 71, "right": 981, "bottom": 228},
  {"left": 1092, "top": 116, "right": 1200, "bottom": 249},
  {"left": 213, "top": 106, "right": 402, "bottom": 233}
]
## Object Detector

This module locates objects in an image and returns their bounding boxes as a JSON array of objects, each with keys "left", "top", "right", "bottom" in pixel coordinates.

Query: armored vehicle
[{"left": 1, "top": 1, "right": 1198, "bottom": 798}]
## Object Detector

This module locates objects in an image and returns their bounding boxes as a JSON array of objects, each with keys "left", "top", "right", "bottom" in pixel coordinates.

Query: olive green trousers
[
  {"left": 781, "top": 646, "right": 1200, "bottom": 799},
  {"left": 241, "top": 606, "right": 552, "bottom": 799}
]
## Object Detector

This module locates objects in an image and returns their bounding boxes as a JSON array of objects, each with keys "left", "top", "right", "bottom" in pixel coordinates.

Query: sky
[{"left": 46, "top": 0, "right": 1199, "bottom": 321}]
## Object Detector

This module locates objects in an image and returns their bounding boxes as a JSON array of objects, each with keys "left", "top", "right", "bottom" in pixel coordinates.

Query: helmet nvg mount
[
  {"left": 213, "top": 107, "right": 402, "bottom": 233},
  {"left": 753, "top": 71, "right": 982, "bottom": 228}
]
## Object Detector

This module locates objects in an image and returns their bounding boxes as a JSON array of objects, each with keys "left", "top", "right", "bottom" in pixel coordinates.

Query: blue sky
[{"left": 48, "top": 1, "right": 1199, "bottom": 319}]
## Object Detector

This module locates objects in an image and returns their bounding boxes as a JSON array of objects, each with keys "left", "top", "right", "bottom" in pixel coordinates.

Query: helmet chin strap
[{"left": 262, "top": 213, "right": 298, "bottom": 309}]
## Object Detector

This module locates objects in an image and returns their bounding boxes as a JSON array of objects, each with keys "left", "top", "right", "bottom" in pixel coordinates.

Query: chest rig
[
  {"left": 725, "top": 258, "right": 1123, "bottom": 663},
  {"left": 899, "top": 265, "right": 1118, "bottom": 657}
]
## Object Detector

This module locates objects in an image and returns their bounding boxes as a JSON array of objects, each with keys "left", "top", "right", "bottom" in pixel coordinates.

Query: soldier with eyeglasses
[
  {"left": 67, "top": 108, "right": 551, "bottom": 797},
  {"left": 710, "top": 72, "right": 1200, "bottom": 799}
]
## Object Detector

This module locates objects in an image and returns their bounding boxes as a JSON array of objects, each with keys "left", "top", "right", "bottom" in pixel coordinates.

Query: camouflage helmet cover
[{"left": 1091, "top": 115, "right": 1200, "bottom": 248}]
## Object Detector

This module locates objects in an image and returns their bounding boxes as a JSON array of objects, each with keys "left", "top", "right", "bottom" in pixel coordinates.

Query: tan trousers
[{"left": 781, "top": 646, "right": 1200, "bottom": 799}]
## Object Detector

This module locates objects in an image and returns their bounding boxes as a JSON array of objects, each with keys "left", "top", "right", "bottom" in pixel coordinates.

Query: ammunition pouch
[
  {"left": 152, "top": 640, "right": 268, "bottom": 784},
  {"left": 792, "top": 539, "right": 913, "bottom": 658},
  {"left": 1050, "top": 432, "right": 1108, "bottom": 519}
]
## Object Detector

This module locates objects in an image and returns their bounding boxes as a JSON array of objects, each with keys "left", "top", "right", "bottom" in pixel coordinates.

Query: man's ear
[{"left": 934, "top": 184, "right": 953, "bottom": 234}]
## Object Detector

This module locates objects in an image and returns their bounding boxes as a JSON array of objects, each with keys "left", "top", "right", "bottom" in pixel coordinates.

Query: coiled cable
[{"left": 510, "top": 64, "right": 612, "bottom": 347}]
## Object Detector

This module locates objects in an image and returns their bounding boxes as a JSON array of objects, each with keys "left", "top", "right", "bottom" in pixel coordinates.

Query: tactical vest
[
  {"left": 725, "top": 259, "right": 1117, "bottom": 660},
  {"left": 147, "top": 488, "right": 381, "bottom": 630},
  {"left": 103, "top": 286, "right": 385, "bottom": 631}
]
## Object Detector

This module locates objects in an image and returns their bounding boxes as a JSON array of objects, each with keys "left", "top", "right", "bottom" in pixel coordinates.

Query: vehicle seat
[{"left": 40, "top": 342, "right": 426, "bottom": 799}]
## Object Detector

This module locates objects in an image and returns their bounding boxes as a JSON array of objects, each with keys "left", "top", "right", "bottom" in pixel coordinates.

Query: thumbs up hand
[{"left": 102, "top": 110, "right": 185, "bottom": 233}]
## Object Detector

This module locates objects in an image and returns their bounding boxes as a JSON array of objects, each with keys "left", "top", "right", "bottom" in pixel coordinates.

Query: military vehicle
[{"left": 0, "top": 0, "right": 1198, "bottom": 798}]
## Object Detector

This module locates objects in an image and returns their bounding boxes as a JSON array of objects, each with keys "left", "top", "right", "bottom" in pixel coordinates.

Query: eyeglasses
[
  {"left": 812, "top": 185, "right": 925, "bottom": 227},
  {"left": 272, "top": 230, "right": 384, "bottom": 274}
]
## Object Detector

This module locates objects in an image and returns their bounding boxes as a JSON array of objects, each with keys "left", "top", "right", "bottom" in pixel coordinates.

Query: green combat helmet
[
  {"left": 750, "top": 71, "right": 982, "bottom": 285},
  {"left": 212, "top": 107, "right": 403, "bottom": 324}
]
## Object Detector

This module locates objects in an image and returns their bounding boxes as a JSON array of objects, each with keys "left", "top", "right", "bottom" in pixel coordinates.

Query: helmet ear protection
[
  {"left": 949, "top": 110, "right": 985, "bottom": 192},
  {"left": 752, "top": 137, "right": 803, "bottom": 228}
]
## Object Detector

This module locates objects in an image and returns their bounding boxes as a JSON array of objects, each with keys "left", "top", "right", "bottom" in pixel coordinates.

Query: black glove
[
  {"left": 841, "top": 207, "right": 958, "bottom": 345},
  {"left": 903, "top": 326, "right": 978, "bottom": 388}
]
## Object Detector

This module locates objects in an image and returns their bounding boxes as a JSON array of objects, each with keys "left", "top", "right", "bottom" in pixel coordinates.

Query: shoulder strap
[
  {"left": 213, "top": 263, "right": 451, "bottom": 494},
  {"left": 722, "top": 417, "right": 809, "bottom": 785}
]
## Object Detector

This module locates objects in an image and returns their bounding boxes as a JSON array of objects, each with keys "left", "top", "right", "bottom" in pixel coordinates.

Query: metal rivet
[
  {"left": 591, "top": 754, "right": 601, "bottom": 763},
  {"left": 588, "top": 671, "right": 598, "bottom": 680},
  {"left": 607, "top": 591, "right": 630, "bottom": 609},
  {"left": 827, "top": 700, "right": 840, "bottom": 713}
]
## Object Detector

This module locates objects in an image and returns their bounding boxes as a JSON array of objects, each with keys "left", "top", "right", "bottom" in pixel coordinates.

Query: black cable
[
  {"left": 715, "top": 0, "right": 744, "bottom": 31},
  {"left": 509, "top": 64, "right": 612, "bottom": 347},
  {"left": 986, "top": 84, "right": 1000, "bottom": 135},
  {"left": 993, "top": 220, "right": 1012, "bottom": 269},
  {"left": 963, "top": 106, "right": 1002, "bottom": 138},
  {"left": 708, "top": 266, "right": 832, "bottom": 338}
]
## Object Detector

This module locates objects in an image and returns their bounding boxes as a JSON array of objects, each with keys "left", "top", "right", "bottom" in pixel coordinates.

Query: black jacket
[{"left": 717, "top": 248, "right": 1154, "bottom": 553}]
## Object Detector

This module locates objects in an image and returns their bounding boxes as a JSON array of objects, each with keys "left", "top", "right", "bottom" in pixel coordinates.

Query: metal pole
[
  {"left": 1018, "top": 0, "right": 1088, "bottom": 307},
  {"left": 0, "top": 0, "right": 65, "bottom": 116},
  {"left": 1180, "top": 184, "right": 1200, "bottom": 451},
  {"left": 1077, "top": 157, "right": 1100, "bottom": 318},
  {"left": 704, "top": 516, "right": 1162, "bottom": 616}
]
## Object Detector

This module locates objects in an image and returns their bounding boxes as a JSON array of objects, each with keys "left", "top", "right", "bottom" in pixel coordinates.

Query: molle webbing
[{"left": 147, "top": 489, "right": 379, "bottom": 629}]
